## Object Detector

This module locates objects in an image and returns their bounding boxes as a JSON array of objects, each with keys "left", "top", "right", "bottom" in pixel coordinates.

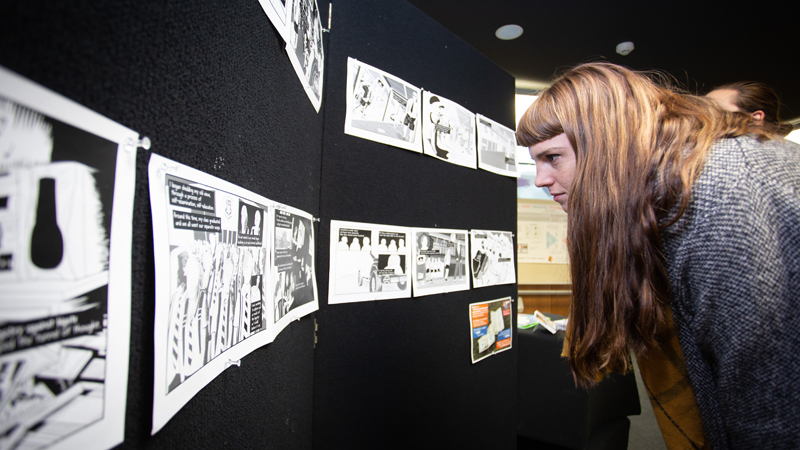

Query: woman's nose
[{"left": 534, "top": 166, "right": 553, "bottom": 188}]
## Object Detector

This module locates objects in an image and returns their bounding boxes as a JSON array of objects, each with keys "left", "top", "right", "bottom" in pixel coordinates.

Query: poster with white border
[
  {"left": 410, "top": 228, "right": 469, "bottom": 297},
  {"left": 344, "top": 58, "right": 422, "bottom": 153},
  {"left": 469, "top": 297, "right": 513, "bottom": 364},
  {"left": 258, "top": 0, "right": 294, "bottom": 42},
  {"left": 328, "top": 220, "right": 411, "bottom": 304},
  {"left": 476, "top": 114, "right": 518, "bottom": 178},
  {"left": 0, "top": 66, "right": 137, "bottom": 450},
  {"left": 470, "top": 230, "right": 516, "bottom": 288},
  {"left": 149, "top": 154, "right": 276, "bottom": 434},
  {"left": 421, "top": 91, "right": 477, "bottom": 169},
  {"left": 517, "top": 202, "right": 568, "bottom": 264},
  {"left": 285, "top": 0, "right": 324, "bottom": 112},
  {"left": 271, "top": 203, "right": 318, "bottom": 336}
]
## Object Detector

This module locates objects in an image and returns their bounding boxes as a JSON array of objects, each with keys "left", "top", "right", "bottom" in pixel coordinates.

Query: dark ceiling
[{"left": 406, "top": 0, "right": 800, "bottom": 123}]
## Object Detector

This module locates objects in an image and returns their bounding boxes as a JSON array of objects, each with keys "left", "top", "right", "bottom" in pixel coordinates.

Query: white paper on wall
[
  {"left": 271, "top": 203, "right": 318, "bottom": 336},
  {"left": 0, "top": 66, "right": 138, "bottom": 450},
  {"left": 421, "top": 91, "right": 477, "bottom": 169},
  {"left": 470, "top": 229, "right": 516, "bottom": 288},
  {"left": 344, "top": 58, "right": 423, "bottom": 153},
  {"left": 410, "top": 227, "right": 469, "bottom": 297},
  {"left": 476, "top": 114, "right": 518, "bottom": 178},
  {"left": 149, "top": 154, "right": 319, "bottom": 433},
  {"left": 328, "top": 220, "right": 412, "bottom": 304},
  {"left": 285, "top": 0, "right": 325, "bottom": 112}
]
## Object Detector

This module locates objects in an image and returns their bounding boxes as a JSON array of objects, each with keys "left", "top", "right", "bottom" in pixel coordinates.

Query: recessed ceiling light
[
  {"left": 616, "top": 41, "right": 635, "bottom": 56},
  {"left": 496, "top": 24, "right": 523, "bottom": 40}
]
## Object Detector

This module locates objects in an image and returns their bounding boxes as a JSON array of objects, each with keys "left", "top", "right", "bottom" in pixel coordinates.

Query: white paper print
[
  {"left": 259, "top": 0, "right": 293, "bottom": 42},
  {"left": 271, "top": 205, "right": 318, "bottom": 336},
  {"left": 328, "top": 220, "right": 411, "bottom": 304},
  {"left": 149, "top": 154, "right": 277, "bottom": 434},
  {"left": 476, "top": 114, "right": 518, "bottom": 178},
  {"left": 517, "top": 202, "right": 568, "bottom": 264},
  {"left": 421, "top": 91, "right": 477, "bottom": 169},
  {"left": 470, "top": 297, "right": 513, "bottom": 364},
  {"left": 410, "top": 228, "right": 469, "bottom": 297},
  {"left": 344, "top": 58, "right": 422, "bottom": 153},
  {"left": 0, "top": 66, "right": 137, "bottom": 450},
  {"left": 470, "top": 230, "right": 516, "bottom": 288},
  {"left": 286, "top": 0, "right": 324, "bottom": 112}
]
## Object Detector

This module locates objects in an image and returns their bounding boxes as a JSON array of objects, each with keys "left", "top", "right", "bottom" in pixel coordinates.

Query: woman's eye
[{"left": 546, "top": 154, "right": 559, "bottom": 163}]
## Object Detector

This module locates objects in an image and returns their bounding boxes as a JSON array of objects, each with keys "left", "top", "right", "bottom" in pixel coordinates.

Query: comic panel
[
  {"left": 162, "top": 175, "right": 271, "bottom": 395},
  {"left": 328, "top": 220, "right": 412, "bottom": 304},
  {"left": 0, "top": 66, "right": 138, "bottom": 450},
  {"left": 476, "top": 114, "right": 518, "bottom": 178},
  {"left": 410, "top": 228, "right": 470, "bottom": 297},
  {"left": 272, "top": 204, "right": 318, "bottom": 335},
  {"left": 470, "top": 230, "right": 516, "bottom": 288},
  {"left": 344, "top": 58, "right": 422, "bottom": 153},
  {"left": 285, "top": 0, "right": 324, "bottom": 112},
  {"left": 149, "top": 154, "right": 275, "bottom": 434},
  {"left": 421, "top": 91, "right": 477, "bottom": 169}
]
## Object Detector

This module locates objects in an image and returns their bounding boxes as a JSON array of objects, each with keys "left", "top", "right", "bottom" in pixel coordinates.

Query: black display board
[
  {"left": 313, "top": 1, "right": 518, "bottom": 448},
  {"left": 0, "top": 0, "right": 516, "bottom": 448},
  {"left": 0, "top": 1, "right": 320, "bottom": 449}
]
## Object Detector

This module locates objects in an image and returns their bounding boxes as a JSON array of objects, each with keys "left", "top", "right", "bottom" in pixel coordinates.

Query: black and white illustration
[
  {"left": 0, "top": 67, "right": 137, "bottom": 450},
  {"left": 149, "top": 154, "right": 275, "bottom": 435},
  {"left": 469, "top": 297, "right": 512, "bottom": 364},
  {"left": 410, "top": 228, "right": 469, "bottom": 297},
  {"left": 421, "top": 91, "right": 477, "bottom": 169},
  {"left": 469, "top": 230, "right": 516, "bottom": 288},
  {"left": 258, "top": 0, "right": 293, "bottom": 42},
  {"left": 476, "top": 114, "right": 518, "bottom": 178},
  {"left": 285, "top": 0, "right": 324, "bottom": 112},
  {"left": 272, "top": 205, "right": 318, "bottom": 335},
  {"left": 328, "top": 220, "right": 411, "bottom": 304},
  {"left": 344, "top": 58, "right": 422, "bottom": 153}
]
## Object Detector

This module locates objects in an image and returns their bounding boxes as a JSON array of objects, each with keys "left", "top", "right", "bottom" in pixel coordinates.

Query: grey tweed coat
[{"left": 662, "top": 135, "right": 800, "bottom": 449}]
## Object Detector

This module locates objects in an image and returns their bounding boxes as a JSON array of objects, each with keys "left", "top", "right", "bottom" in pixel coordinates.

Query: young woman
[
  {"left": 517, "top": 62, "right": 800, "bottom": 449},
  {"left": 706, "top": 81, "right": 793, "bottom": 137}
]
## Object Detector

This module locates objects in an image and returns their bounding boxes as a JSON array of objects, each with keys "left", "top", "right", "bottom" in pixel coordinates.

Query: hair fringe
[{"left": 518, "top": 63, "right": 757, "bottom": 386}]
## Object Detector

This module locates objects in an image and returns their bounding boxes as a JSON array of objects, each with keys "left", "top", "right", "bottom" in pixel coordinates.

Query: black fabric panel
[
  {"left": 0, "top": 1, "right": 320, "bottom": 449},
  {"left": 314, "top": 1, "right": 517, "bottom": 448}
]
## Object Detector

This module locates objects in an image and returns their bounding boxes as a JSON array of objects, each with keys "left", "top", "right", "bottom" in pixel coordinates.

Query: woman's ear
[{"left": 751, "top": 110, "right": 765, "bottom": 125}]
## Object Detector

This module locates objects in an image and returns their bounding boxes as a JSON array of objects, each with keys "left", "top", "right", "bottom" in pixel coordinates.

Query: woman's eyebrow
[{"left": 531, "top": 146, "right": 566, "bottom": 158}]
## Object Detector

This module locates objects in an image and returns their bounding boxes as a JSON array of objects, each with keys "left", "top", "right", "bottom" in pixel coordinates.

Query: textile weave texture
[{"left": 663, "top": 135, "right": 800, "bottom": 449}]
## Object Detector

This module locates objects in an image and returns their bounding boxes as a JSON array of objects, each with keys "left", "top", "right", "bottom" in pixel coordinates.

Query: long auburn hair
[{"left": 517, "top": 63, "right": 757, "bottom": 385}]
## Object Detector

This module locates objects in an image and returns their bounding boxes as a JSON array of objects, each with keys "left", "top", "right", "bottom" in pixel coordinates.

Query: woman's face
[
  {"left": 529, "top": 133, "right": 577, "bottom": 213},
  {"left": 706, "top": 89, "right": 739, "bottom": 112}
]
